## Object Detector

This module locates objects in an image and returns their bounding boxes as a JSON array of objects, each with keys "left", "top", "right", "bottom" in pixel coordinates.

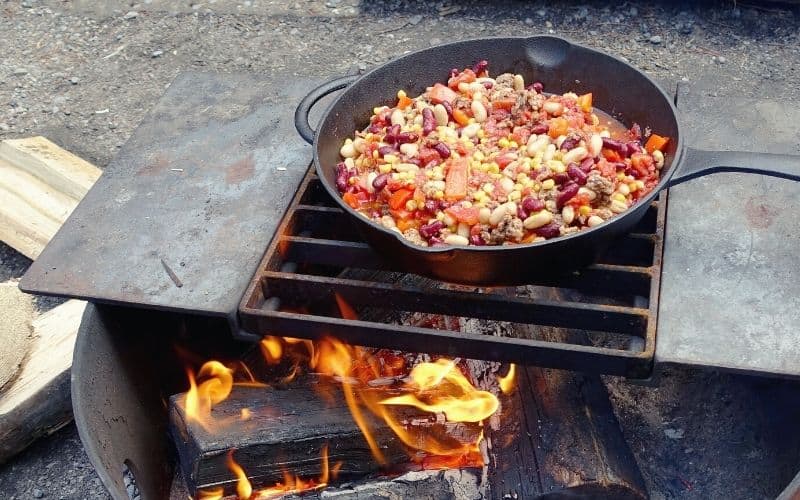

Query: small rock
[
  {"left": 0, "top": 123, "right": 9, "bottom": 132},
  {"left": 69, "top": 76, "right": 79, "bottom": 84},
  {"left": 679, "top": 23, "right": 693, "bottom": 35},
  {"left": 649, "top": 35, "right": 662, "bottom": 44},
  {"left": 357, "top": 62, "right": 367, "bottom": 71},
  {"left": 151, "top": 50, "right": 163, "bottom": 58},
  {"left": 535, "top": 8, "right": 546, "bottom": 17},
  {"left": 589, "top": 30, "right": 598, "bottom": 36},
  {"left": 524, "top": 17, "right": 533, "bottom": 26},
  {"left": 429, "top": 37, "right": 442, "bottom": 46},
  {"left": 123, "top": 11, "right": 138, "bottom": 19},
  {"left": 33, "top": 488, "right": 44, "bottom": 498},
  {"left": 409, "top": 14, "right": 423, "bottom": 25},
  {"left": 545, "top": 21, "right": 553, "bottom": 28},
  {"left": 629, "top": 6, "right": 638, "bottom": 16},
  {"left": 717, "top": 56, "right": 727, "bottom": 64},
  {"left": 664, "top": 428, "right": 684, "bottom": 439},
  {"left": 12, "top": 68, "right": 28, "bottom": 76},
  {"left": 289, "top": 27, "right": 299, "bottom": 35}
]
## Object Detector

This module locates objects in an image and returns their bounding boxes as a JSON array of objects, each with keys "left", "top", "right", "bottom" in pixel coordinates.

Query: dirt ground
[{"left": 1, "top": 0, "right": 800, "bottom": 499}]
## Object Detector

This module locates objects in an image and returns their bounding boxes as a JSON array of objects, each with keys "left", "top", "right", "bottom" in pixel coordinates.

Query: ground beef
[
  {"left": 586, "top": 171, "right": 613, "bottom": 203},
  {"left": 403, "top": 228, "right": 428, "bottom": 246},
  {"left": 494, "top": 73, "right": 515, "bottom": 88},
  {"left": 488, "top": 214, "right": 524, "bottom": 244}
]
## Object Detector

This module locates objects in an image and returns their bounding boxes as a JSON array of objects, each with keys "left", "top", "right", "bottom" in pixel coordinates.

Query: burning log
[{"left": 169, "top": 378, "right": 484, "bottom": 498}]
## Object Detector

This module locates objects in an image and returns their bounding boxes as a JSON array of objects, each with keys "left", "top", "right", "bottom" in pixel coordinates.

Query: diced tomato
[
  {"left": 444, "top": 157, "right": 468, "bottom": 201},
  {"left": 567, "top": 192, "right": 593, "bottom": 208},
  {"left": 601, "top": 148, "right": 623, "bottom": 163},
  {"left": 630, "top": 153, "right": 654, "bottom": 178},
  {"left": 342, "top": 190, "right": 369, "bottom": 209},
  {"left": 597, "top": 159, "right": 617, "bottom": 178},
  {"left": 445, "top": 205, "right": 480, "bottom": 225},
  {"left": 386, "top": 176, "right": 409, "bottom": 192},
  {"left": 511, "top": 126, "right": 531, "bottom": 146},
  {"left": 447, "top": 69, "right": 476, "bottom": 90},
  {"left": 644, "top": 133, "right": 669, "bottom": 153},
  {"left": 388, "top": 188, "right": 414, "bottom": 210},
  {"left": 389, "top": 208, "right": 412, "bottom": 220},
  {"left": 453, "top": 108, "right": 471, "bottom": 126},
  {"left": 429, "top": 83, "right": 459, "bottom": 104},
  {"left": 492, "top": 99, "right": 516, "bottom": 111},
  {"left": 495, "top": 153, "right": 517, "bottom": 169},
  {"left": 413, "top": 188, "right": 426, "bottom": 206},
  {"left": 483, "top": 118, "right": 508, "bottom": 138},
  {"left": 395, "top": 218, "right": 418, "bottom": 232},
  {"left": 548, "top": 117, "right": 569, "bottom": 139},
  {"left": 454, "top": 141, "right": 470, "bottom": 156},
  {"left": 576, "top": 93, "right": 593, "bottom": 113},
  {"left": 418, "top": 147, "right": 441, "bottom": 166}
]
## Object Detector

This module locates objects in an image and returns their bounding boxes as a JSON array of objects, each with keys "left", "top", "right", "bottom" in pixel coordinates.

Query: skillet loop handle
[
  {"left": 668, "top": 147, "right": 800, "bottom": 186},
  {"left": 295, "top": 75, "right": 359, "bottom": 144}
]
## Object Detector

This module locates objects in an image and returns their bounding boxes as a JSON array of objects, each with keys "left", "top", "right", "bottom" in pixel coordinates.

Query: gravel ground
[{"left": 1, "top": 0, "right": 799, "bottom": 499}]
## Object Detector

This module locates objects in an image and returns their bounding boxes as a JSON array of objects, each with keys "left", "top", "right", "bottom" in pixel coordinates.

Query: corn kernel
[
  {"left": 508, "top": 190, "right": 522, "bottom": 201},
  {"left": 372, "top": 150, "right": 379, "bottom": 159},
  {"left": 483, "top": 183, "right": 494, "bottom": 193},
  {"left": 397, "top": 90, "right": 406, "bottom": 99},
  {"left": 477, "top": 129, "right": 486, "bottom": 139},
  {"left": 425, "top": 170, "right": 434, "bottom": 178},
  {"left": 498, "top": 138, "right": 510, "bottom": 148},
  {"left": 579, "top": 205, "right": 592, "bottom": 216},
  {"left": 490, "top": 173, "right": 502, "bottom": 180},
  {"left": 636, "top": 180, "right": 645, "bottom": 190},
  {"left": 405, "top": 200, "right": 418, "bottom": 211},
  {"left": 509, "top": 141, "right": 519, "bottom": 149},
  {"left": 628, "top": 182, "right": 638, "bottom": 192},
  {"left": 542, "top": 179, "right": 555, "bottom": 190},
  {"left": 548, "top": 160, "right": 566, "bottom": 173},
  {"left": 434, "top": 190, "right": 445, "bottom": 199},
  {"left": 617, "top": 171, "right": 626, "bottom": 180},
  {"left": 384, "top": 154, "right": 398, "bottom": 164},
  {"left": 436, "top": 212, "right": 445, "bottom": 221},
  {"left": 474, "top": 151, "right": 485, "bottom": 162},
  {"left": 348, "top": 177, "right": 357, "bottom": 185},
  {"left": 533, "top": 182, "right": 541, "bottom": 192},
  {"left": 514, "top": 183, "right": 523, "bottom": 191},
  {"left": 612, "top": 193, "right": 627, "bottom": 203},
  {"left": 379, "top": 164, "right": 392, "bottom": 174},
  {"left": 489, "top": 163, "right": 500, "bottom": 174}
]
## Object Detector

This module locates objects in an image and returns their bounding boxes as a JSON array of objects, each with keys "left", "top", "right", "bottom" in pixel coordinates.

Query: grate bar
[{"left": 260, "top": 272, "right": 649, "bottom": 335}]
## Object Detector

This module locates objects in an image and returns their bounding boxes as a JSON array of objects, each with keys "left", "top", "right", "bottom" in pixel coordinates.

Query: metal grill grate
[{"left": 239, "top": 167, "right": 666, "bottom": 378}]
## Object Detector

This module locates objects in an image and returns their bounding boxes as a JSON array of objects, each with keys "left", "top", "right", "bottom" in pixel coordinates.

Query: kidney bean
[
  {"left": 433, "top": 141, "right": 451, "bottom": 159},
  {"left": 422, "top": 108, "right": 436, "bottom": 135},
  {"left": 419, "top": 220, "right": 445, "bottom": 240},
  {"left": 335, "top": 162, "right": 351, "bottom": 193},
  {"left": 372, "top": 173, "right": 389, "bottom": 191},
  {"left": 531, "top": 122, "right": 549, "bottom": 135},
  {"left": 556, "top": 182, "right": 580, "bottom": 208},
  {"left": 534, "top": 222, "right": 561, "bottom": 239},
  {"left": 424, "top": 199, "right": 440, "bottom": 213},
  {"left": 396, "top": 132, "right": 418, "bottom": 144},
  {"left": 482, "top": 81, "right": 494, "bottom": 90},
  {"left": 628, "top": 123, "right": 642, "bottom": 141},
  {"left": 405, "top": 157, "right": 422, "bottom": 166},
  {"left": 560, "top": 137, "right": 579, "bottom": 151},
  {"left": 521, "top": 196, "right": 545, "bottom": 214},
  {"left": 625, "top": 166, "right": 642, "bottom": 179},
  {"left": 517, "top": 205, "right": 529, "bottom": 220},
  {"left": 472, "top": 60, "right": 489, "bottom": 75},
  {"left": 579, "top": 157, "right": 594, "bottom": 172},
  {"left": 553, "top": 172, "right": 570, "bottom": 185},
  {"left": 368, "top": 123, "right": 383, "bottom": 134},
  {"left": 626, "top": 142, "right": 641, "bottom": 156},
  {"left": 378, "top": 145, "right": 397, "bottom": 156},
  {"left": 532, "top": 82, "right": 544, "bottom": 93},
  {"left": 429, "top": 236, "right": 445, "bottom": 246},
  {"left": 441, "top": 101, "right": 454, "bottom": 119},
  {"left": 449, "top": 68, "right": 460, "bottom": 78},
  {"left": 601, "top": 137, "right": 626, "bottom": 154},
  {"left": 384, "top": 124, "right": 401, "bottom": 144},
  {"left": 567, "top": 164, "right": 588, "bottom": 185},
  {"left": 469, "top": 234, "right": 486, "bottom": 246}
]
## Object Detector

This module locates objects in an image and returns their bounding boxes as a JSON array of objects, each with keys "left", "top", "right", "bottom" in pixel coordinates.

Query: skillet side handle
[
  {"left": 668, "top": 147, "right": 800, "bottom": 187},
  {"left": 294, "top": 75, "right": 359, "bottom": 144}
]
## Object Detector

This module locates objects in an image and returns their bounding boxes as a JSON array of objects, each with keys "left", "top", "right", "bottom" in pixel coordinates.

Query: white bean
[
  {"left": 457, "top": 222, "right": 471, "bottom": 238},
  {"left": 587, "top": 215, "right": 604, "bottom": 227},
  {"left": 599, "top": 130, "right": 611, "bottom": 138},
  {"left": 354, "top": 137, "right": 367, "bottom": 153},
  {"left": 523, "top": 210, "right": 553, "bottom": 230},
  {"left": 589, "top": 134, "right": 603, "bottom": 157},
  {"left": 469, "top": 82, "right": 484, "bottom": 94},
  {"left": 443, "top": 213, "right": 456, "bottom": 227},
  {"left": 340, "top": 141, "right": 356, "bottom": 158},
  {"left": 394, "top": 163, "right": 419, "bottom": 172},
  {"left": 462, "top": 123, "right": 481, "bottom": 138},
  {"left": 526, "top": 135, "right": 549, "bottom": 156},
  {"left": 399, "top": 143, "right": 418, "bottom": 157},
  {"left": 653, "top": 149, "right": 665, "bottom": 169},
  {"left": 444, "top": 234, "right": 470, "bottom": 246},
  {"left": 489, "top": 201, "right": 517, "bottom": 226},
  {"left": 471, "top": 100, "right": 488, "bottom": 123},
  {"left": 578, "top": 187, "right": 597, "bottom": 202},
  {"left": 610, "top": 199, "right": 628, "bottom": 213},
  {"left": 390, "top": 109, "right": 405, "bottom": 126},
  {"left": 478, "top": 207, "right": 491, "bottom": 224},
  {"left": 543, "top": 101, "right": 564, "bottom": 116},
  {"left": 562, "top": 205, "right": 575, "bottom": 225},
  {"left": 366, "top": 172, "right": 377, "bottom": 193},
  {"left": 344, "top": 157, "right": 355, "bottom": 169},
  {"left": 562, "top": 146, "right": 588, "bottom": 164},
  {"left": 499, "top": 177, "right": 515, "bottom": 193},
  {"left": 513, "top": 74, "right": 525, "bottom": 91},
  {"left": 543, "top": 143, "right": 556, "bottom": 162},
  {"left": 617, "top": 183, "right": 630, "bottom": 196},
  {"left": 458, "top": 82, "right": 471, "bottom": 93},
  {"left": 433, "top": 104, "right": 449, "bottom": 126}
]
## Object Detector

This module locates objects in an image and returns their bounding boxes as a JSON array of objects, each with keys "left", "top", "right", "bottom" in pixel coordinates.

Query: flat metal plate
[
  {"left": 657, "top": 84, "right": 800, "bottom": 377},
  {"left": 21, "top": 73, "right": 317, "bottom": 324}
]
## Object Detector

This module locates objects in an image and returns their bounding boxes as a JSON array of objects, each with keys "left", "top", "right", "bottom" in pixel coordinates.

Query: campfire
[{"left": 173, "top": 295, "right": 508, "bottom": 499}]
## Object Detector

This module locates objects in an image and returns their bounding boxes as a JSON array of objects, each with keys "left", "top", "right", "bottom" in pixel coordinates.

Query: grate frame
[{"left": 239, "top": 167, "right": 666, "bottom": 378}]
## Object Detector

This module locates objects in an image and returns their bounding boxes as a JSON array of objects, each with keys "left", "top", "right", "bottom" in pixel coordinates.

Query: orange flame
[
  {"left": 380, "top": 359, "right": 499, "bottom": 423},
  {"left": 197, "top": 486, "right": 224, "bottom": 500},
  {"left": 260, "top": 336, "right": 283, "bottom": 364},
  {"left": 185, "top": 361, "right": 234, "bottom": 430},
  {"left": 240, "top": 408, "right": 252, "bottom": 421},
  {"left": 498, "top": 364, "right": 516, "bottom": 394},
  {"left": 227, "top": 450, "right": 253, "bottom": 500}
]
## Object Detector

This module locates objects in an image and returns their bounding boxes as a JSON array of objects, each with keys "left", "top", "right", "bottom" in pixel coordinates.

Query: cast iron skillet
[{"left": 295, "top": 36, "right": 800, "bottom": 285}]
